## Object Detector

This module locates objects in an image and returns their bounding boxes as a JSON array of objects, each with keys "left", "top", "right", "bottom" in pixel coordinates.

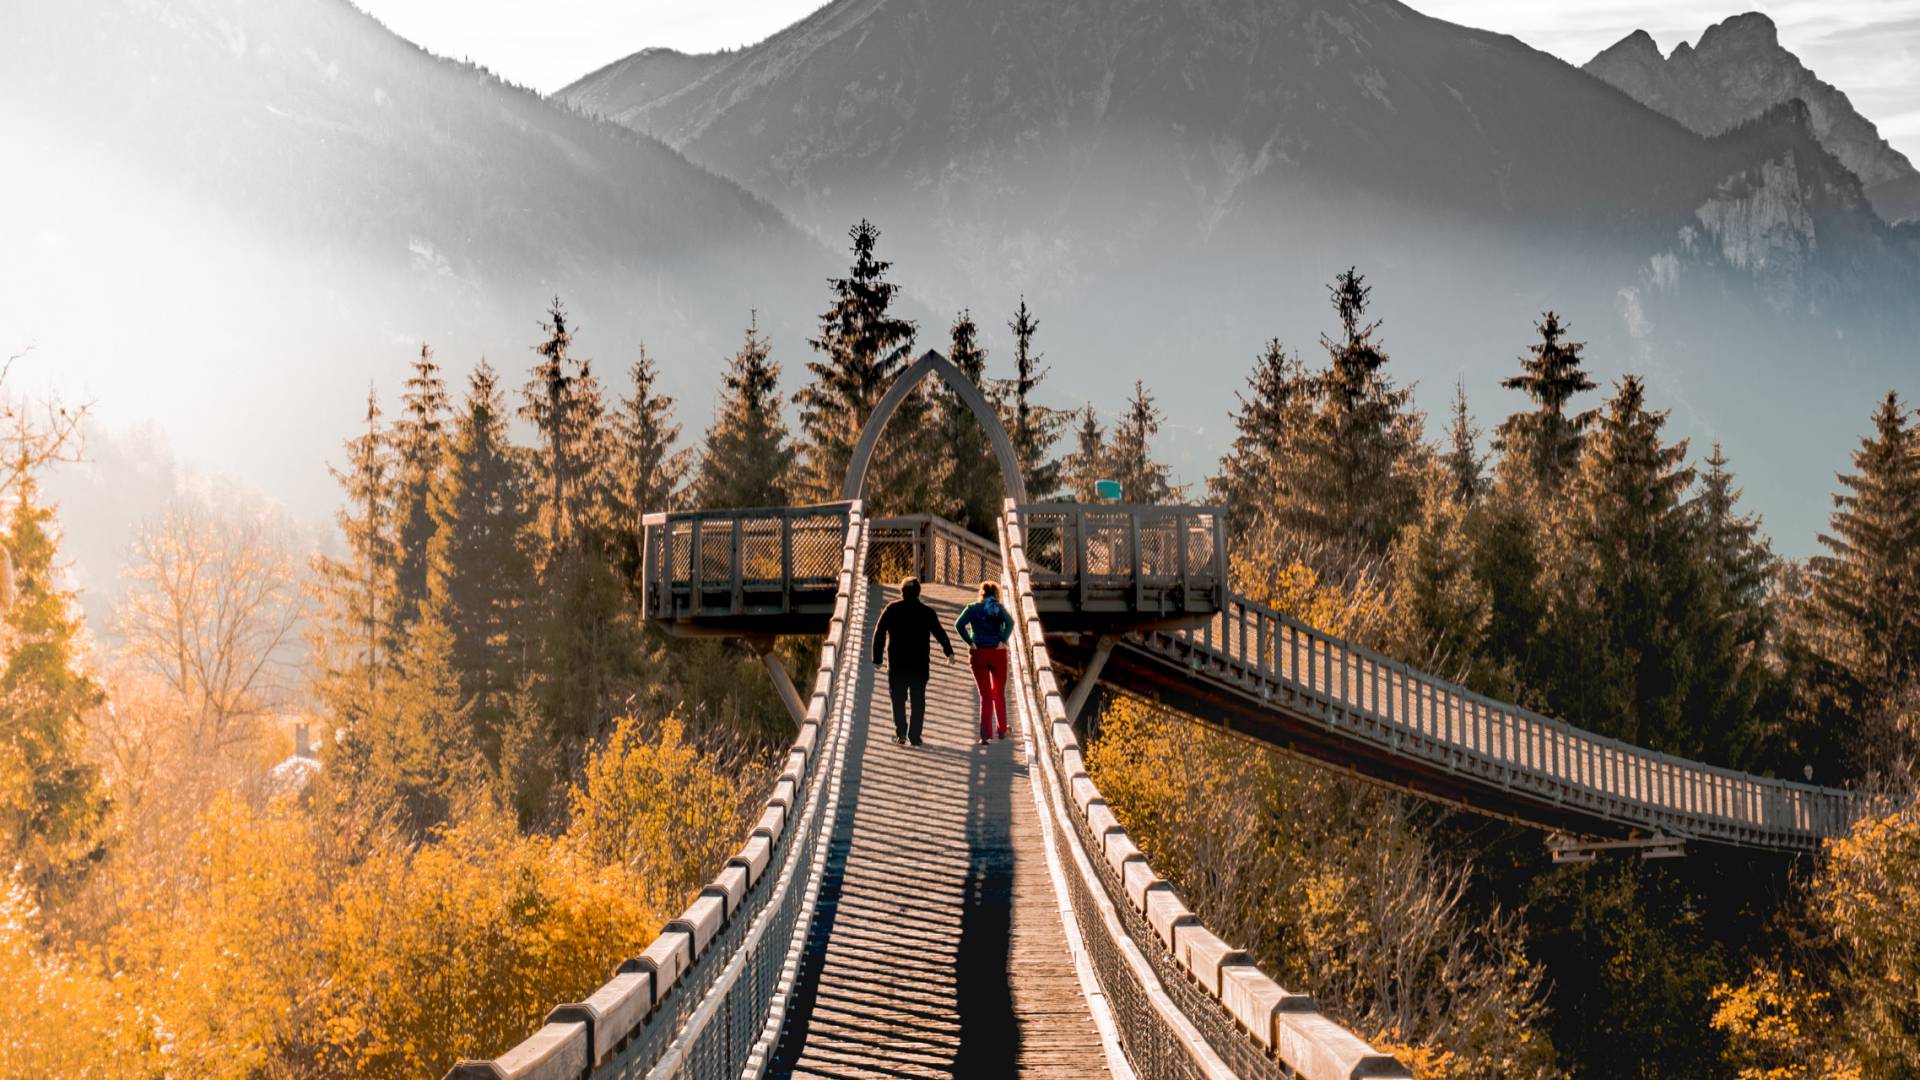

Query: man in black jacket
[{"left": 871, "top": 577, "right": 954, "bottom": 745}]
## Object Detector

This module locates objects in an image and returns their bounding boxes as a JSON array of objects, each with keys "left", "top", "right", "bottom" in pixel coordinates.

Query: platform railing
[
  {"left": 1001, "top": 501, "right": 1412, "bottom": 1080},
  {"left": 642, "top": 504, "right": 852, "bottom": 623},
  {"left": 866, "top": 513, "right": 1003, "bottom": 587},
  {"left": 1018, "top": 503, "right": 1227, "bottom": 616},
  {"left": 1146, "top": 594, "right": 1865, "bottom": 850},
  {"left": 447, "top": 506, "right": 871, "bottom": 1080}
]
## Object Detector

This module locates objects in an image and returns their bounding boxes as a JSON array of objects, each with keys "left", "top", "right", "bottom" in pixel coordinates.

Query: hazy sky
[{"left": 354, "top": 0, "right": 1920, "bottom": 162}]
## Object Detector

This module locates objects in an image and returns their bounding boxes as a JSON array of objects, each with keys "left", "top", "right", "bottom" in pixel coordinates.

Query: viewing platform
[
  {"left": 642, "top": 501, "right": 1226, "bottom": 641},
  {"left": 1018, "top": 503, "right": 1227, "bottom": 631},
  {"left": 640, "top": 504, "right": 854, "bottom": 639}
]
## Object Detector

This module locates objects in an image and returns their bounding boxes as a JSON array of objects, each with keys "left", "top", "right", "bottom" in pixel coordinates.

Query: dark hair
[
  {"left": 901, "top": 577, "right": 921, "bottom": 601},
  {"left": 979, "top": 581, "right": 998, "bottom": 599}
]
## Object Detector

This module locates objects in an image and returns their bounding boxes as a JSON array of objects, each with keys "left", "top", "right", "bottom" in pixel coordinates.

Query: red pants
[{"left": 969, "top": 646, "right": 1010, "bottom": 739}]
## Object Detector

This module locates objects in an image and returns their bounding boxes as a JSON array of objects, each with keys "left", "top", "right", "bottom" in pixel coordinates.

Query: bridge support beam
[
  {"left": 755, "top": 642, "right": 810, "bottom": 729},
  {"left": 1065, "top": 635, "right": 1118, "bottom": 726},
  {"left": 1548, "top": 833, "right": 1686, "bottom": 864}
]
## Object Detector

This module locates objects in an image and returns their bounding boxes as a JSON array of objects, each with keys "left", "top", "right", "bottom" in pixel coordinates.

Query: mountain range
[
  {"left": 1, "top": 0, "right": 833, "bottom": 520},
  {"left": 3, "top": 0, "right": 1916, "bottom": 565},
  {"left": 1586, "top": 12, "right": 1920, "bottom": 226},
  {"left": 563, "top": 0, "right": 1916, "bottom": 550}
]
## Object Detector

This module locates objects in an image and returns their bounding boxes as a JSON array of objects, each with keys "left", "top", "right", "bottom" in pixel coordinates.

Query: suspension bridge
[{"left": 450, "top": 352, "right": 1865, "bottom": 1080}]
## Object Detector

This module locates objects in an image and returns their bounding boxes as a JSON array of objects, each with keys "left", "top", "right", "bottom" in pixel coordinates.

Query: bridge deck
[{"left": 770, "top": 583, "right": 1113, "bottom": 1079}]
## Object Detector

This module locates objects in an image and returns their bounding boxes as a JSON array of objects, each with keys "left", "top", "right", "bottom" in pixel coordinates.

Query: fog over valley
[{"left": 6, "top": 0, "right": 1919, "bottom": 594}]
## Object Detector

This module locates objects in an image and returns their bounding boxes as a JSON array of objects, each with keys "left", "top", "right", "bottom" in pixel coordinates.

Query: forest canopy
[{"left": 2, "top": 233, "right": 1916, "bottom": 1078}]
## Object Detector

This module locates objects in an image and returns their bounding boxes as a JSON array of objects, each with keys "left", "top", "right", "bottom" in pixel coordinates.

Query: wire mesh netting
[
  {"left": 788, "top": 513, "right": 848, "bottom": 582},
  {"left": 865, "top": 529, "right": 920, "bottom": 583}
]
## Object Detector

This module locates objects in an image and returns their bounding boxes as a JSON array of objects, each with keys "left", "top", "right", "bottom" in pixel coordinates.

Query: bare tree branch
[{"left": 117, "top": 493, "right": 311, "bottom": 756}]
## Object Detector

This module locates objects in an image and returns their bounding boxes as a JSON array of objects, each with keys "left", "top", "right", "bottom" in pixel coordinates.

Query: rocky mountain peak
[
  {"left": 1585, "top": 11, "right": 1920, "bottom": 223},
  {"left": 1695, "top": 11, "right": 1778, "bottom": 52}
]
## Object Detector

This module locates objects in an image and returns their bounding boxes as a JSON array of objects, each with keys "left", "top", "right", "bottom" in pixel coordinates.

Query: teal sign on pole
[{"left": 1094, "top": 479, "right": 1123, "bottom": 501}]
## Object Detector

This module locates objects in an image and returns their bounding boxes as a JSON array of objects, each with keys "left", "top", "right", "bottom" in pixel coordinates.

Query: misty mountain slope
[
  {"left": 0, "top": 0, "right": 836, "bottom": 521},
  {"left": 559, "top": 0, "right": 1911, "bottom": 335},
  {"left": 1586, "top": 13, "right": 1920, "bottom": 225},
  {"left": 1, "top": 0, "right": 819, "bottom": 305},
  {"left": 565, "top": 47, "right": 735, "bottom": 132},
  {"left": 558, "top": 0, "right": 1918, "bottom": 551}
]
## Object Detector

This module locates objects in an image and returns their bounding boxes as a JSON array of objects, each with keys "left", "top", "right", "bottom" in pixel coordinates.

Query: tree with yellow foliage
[
  {"left": 568, "top": 712, "right": 769, "bottom": 912},
  {"left": 1711, "top": 795, "right": 1920, "bottom": 1077},
  {"left": 1086, "top": 696, "right": 1558, "bottom": 1078}
]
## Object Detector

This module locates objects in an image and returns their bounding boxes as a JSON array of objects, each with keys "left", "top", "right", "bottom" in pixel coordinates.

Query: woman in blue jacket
[{"left": 955, "top": 581, "right": 1015, "bottom": 744}]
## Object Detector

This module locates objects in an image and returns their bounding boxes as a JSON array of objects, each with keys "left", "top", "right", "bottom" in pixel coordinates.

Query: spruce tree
[
  {"left": 608, "top": 345, "right": 690, "bottom": 591},
  {"left": 996, "top": 298, "right": 1064, "bottom": 501},
  {"left": 519, "top": 299, "right": 631, "bottom": 754},
  {"left": 1686, "top": 442, "right": 1779, "bottom": 767},
  {"left": 427, "top": 362, "right": 531, "bottom": 760},
  {"left": 1546, "top": 376, "right": 1703, "bottom": 751},
  {"left": 496, "top": 681, "right": 560, "bottom": 830},
  {"left": 795, "top": 220, "right": 919, "bottom": 508},
  {"left": 1443, "top": 380, "right": 1486, "bottom": 506},
  {"left": 1805, "top": 393, "right": 1920, "bottom": 768},
  {"left": 521, "top": 299, "right": 611, "bottom": 558},
  {"left": 1494, "top": 311, "right": 1597, "bottom": 494},
  {"left": 0, "top": 469, "right": 109, "bottom": 901},
  {"left": 343, "top": 609, "right": 476, "bottom": 840},
  {"left": 1693, "top": 444, "right": 1775, "bottom": 641},
  {"left": 939, "top": 310, "right": 1002, "bottom": 532},
  {"left": 1469, "top": 485, "right": 1549, "bottom": 702},
  {"left": 1065, "top": 406, "right": 1109, "bottom": 502},
  {"left": 1473, "top": 314, "right": 1596, "bottom": 707},
  {"left": 313, "top": 388, "right": 400, "bottom": 719},
  {"left": 698, "top": 315, "right": 795, "bottom": 509},
  {"left": 1292, "top": 269, "right": 1423, "bottom": 556},
  {"left": 1109, "top": 381, "right": 1178, "bottom": 504},
  {"left": 391, "top": 344, "right": 450, "bottom": 631},
  {"left": 1390, "top": 467, "right": 1496, "bottom": 687},
  {"left": 1211, "top": 339, "right": 1313, "bottom": 536}
]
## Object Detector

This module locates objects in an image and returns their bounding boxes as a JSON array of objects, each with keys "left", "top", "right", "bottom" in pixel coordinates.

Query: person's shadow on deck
[{"left": 768, "top": 586, "right": 1021, "bottom": 1077}]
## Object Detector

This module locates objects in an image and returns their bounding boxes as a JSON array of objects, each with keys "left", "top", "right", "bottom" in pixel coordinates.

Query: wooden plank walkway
[{"left": 769, "top": 584, "right": 1112, "bottom": 1079}]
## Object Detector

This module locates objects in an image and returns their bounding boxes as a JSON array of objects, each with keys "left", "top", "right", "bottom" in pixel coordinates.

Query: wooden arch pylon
[{"left": 840, "top": 349, "right": 1030, "bottom": 505}]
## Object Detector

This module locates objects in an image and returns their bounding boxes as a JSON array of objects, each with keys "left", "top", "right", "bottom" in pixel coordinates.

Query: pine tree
[
  {"left": 519, "top": 299, "right": 632, "bottom": 755},
  {"left": 1443, "top": 381, "right": 1487, "bottom": 506},
  {"left": 1211, "top": 339, "right": 1313, "bottom": 536},
  {"left": 1805, "top": 393, "right": 1920, "bottom": 769},
  {"left": 427, "top": 362, "right": 531, "bottom": 761},
  {"left": 1546, "top": 376, "right": 1703, "bottom": 751},
  {"left": 521, "top": 299, "right": 611, "bottom": 559},
  {"left": 342, "top": 610, "right": 476, "bottom": 840},
  {"left": 1694, "top": 444, "right": 1775, "bottom": 641},
  {"left": 1468, "top": 485, "right": 1549, "bottom": 702},
  {"left": 0, "top": 469, "right": 109, "bottom": 901},
  {"left": 697, "top": 315, "right": 795, "bottom": 509},
  {"left": 1064, "top": 406, "right": 1109, "bottom": 502},
  {"left": 1390, "top": 467, "right": 1496, "bottom": 687},
  {"left": 996, "top": 298, "right": 1064, "bottom": 501},
  {"left": 608, "top": 345, "right": 690, "bottom": 591},
  {"left": 939, "top": 310, "right": 1002, "bottom": 532},
  {"left": 1109, "top": 381, "right": 1178, "bottom": 504},
  {"left": 1686, "top": 442, "right": 1780, "bottom": 767},
  {"left": 313, "top": 388, "right": 400, "bottom": 720},
  {"left": 392, "top": 344, "right": 450, "bottom": 632},
  {"left": 496, "top": 681, "right": 559, "bottom": 830},
  {"left": 1494, "top": 311, "right": 1597, "bottom": 495},
  {"left": 795, "top": 220, "right": 919, "bottom": 508},
  {"left": 1291, "top": 269, "right": 1423, "bottom": 557}
]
